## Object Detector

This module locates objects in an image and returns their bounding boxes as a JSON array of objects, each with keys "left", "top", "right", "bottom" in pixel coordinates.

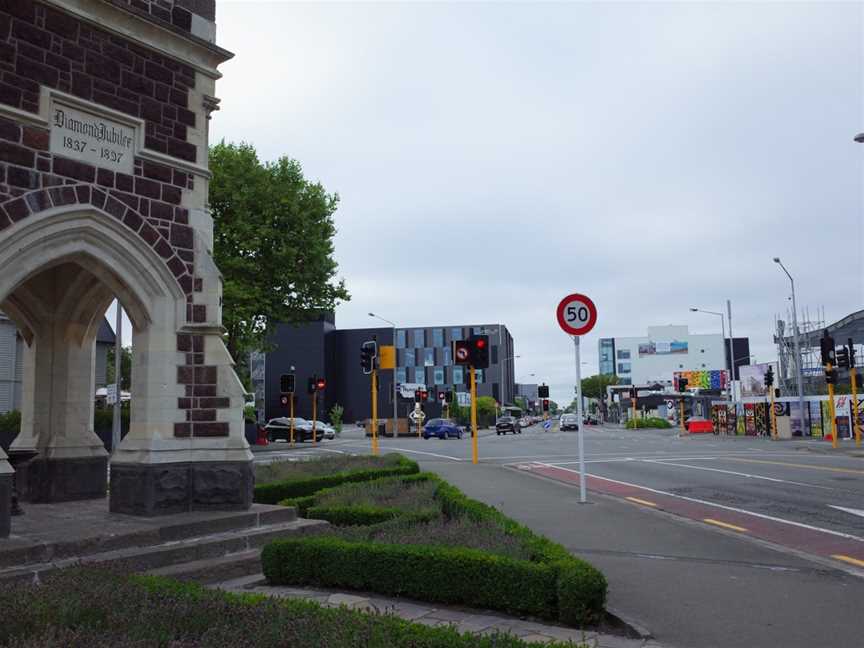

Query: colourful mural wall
[{"left": 674, "top": 370, "right": 728, "bottom": 391}]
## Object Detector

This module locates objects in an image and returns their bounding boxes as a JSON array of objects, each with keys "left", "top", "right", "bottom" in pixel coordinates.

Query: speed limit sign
[{"left": 556, "top": 293, "right": 597, "bottom": 336}]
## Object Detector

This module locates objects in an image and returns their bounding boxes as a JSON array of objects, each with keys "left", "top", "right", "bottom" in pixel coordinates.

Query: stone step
[
  {"left": 146, "top": 549, "right": 263, "bottom": 584},
  {"left": 1, "top": 517, "right": 327, "bottom": 586},
  {"left": 0, "top": 503, "right": 297, "bottom": 570}
]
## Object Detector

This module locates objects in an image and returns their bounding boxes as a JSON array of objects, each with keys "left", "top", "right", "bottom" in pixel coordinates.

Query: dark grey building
[{"left": 261, "top": 317, "right": 516, "bottom": 424}]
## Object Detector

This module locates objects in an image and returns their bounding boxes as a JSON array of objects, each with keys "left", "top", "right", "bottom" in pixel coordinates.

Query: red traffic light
[
  {"left": 316, "top": 378, "right": 326, "bottom": 391},
  {"left": 420, "top": 390, "right": 428, "bottom": 400},
  {"left": 475, "top": 337, "right": 486, "bottom": 349}
]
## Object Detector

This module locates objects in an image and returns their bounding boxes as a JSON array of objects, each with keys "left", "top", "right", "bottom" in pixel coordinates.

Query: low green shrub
[
  {"left": 305, "top": 504, "right": 439, "bottom": 527},
  {"left": 254, "top": 454, "right": 420, "bottom": 504},
  {"left": 0, "top": 409, "right": 20, "bottom": 435},
  {"left": 0, "top": 568, "right": 585, "bottom": 648},
  {"left": 265, "top": 475, "right": 607, "bottom": 626},
  {"left": 262, "top": 537, "right": 559, "bottom": 621},
  {"left": 626, "top": 417, "right": 672, "bottom": 429}
]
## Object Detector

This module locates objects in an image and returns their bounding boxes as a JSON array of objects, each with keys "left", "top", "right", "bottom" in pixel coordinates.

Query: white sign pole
[{"left": 574, "top": 335, "right": 587, "bottom": 503}]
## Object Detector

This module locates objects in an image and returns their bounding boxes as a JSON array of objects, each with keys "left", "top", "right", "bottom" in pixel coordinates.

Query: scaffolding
[{"left": 774, "top": 305, "right": 826, "bottom": 397}]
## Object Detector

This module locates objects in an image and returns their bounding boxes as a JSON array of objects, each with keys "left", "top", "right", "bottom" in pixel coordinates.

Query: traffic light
[
  {"left": 678, "top": 377, "right": 689, "bottom": 392},
  {"left": 280, "top": 373, "right": 295, "bottom": 395},
  {"left": 420, "top": 389, "right": 428, "bottom": 401},
  {"left": 542, "top": 399, "right": 550, "bottom": 412},
  {"left": 836, "top": 346, "right": 850, "bottom": 370},
  {"left": 316, "top": 377, "right": 326, "bottom": 392},
  {"left": 630, "top": 386, "right": 637, "bottom": 399},
  {"left": 438, "top": 390, "right": 446, "bottom": 402},
  {"left": 821, "top": 331, "right": 836, "bottom": 366},
  {"left": 307, "top": 376, "right": 317, "bottom": 395},
  {"left": 361, "top": 340, "right": 377, "bottom": 374},
  {"left": 453, "top": 340, "right": 471, "bottom": 365},
  {"left": 538, "top": 384, "right": 550, "bottom": 398},
  {"left": 468, "top": 335, "right": 490, "bottom": 369},
  {"left": 764, "top": 366, "right": 774, "bottom": 388},
  {"left": 826, "top": 368, "right": 839, "bottom": 385},
  {"left": 444, "top": 390, "right": 454, "bottom": 404},
  {"left": 414, "top": 389, "right": 422, "bottom": 403}
]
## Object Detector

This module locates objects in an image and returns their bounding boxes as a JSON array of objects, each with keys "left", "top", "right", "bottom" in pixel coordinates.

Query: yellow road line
[
  {"left": 832, "top": 554, "right": 864, "bottom": 569},
  {"left": 703, "top": 518, "right": 748, "bottom": 533},
  {"left": 626, "top": 496, "right": 657, "bottom": 507},
  {"left": 728, "top": 457, "right": 864, "bottom": 476}
]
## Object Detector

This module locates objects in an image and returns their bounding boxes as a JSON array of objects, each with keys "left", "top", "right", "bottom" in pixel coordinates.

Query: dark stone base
[
  {"left": 110, "top": 461, "right": 254, "bottom": 517},
  {"left": 0, "top": 473, "right": 10, "bottom": 538},
  {"left": 20, "top": 456, "right": 108, "bottom": 503}
]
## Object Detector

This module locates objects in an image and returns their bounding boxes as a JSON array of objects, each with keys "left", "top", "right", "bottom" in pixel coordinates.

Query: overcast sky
[{"left": 204, "top": 0, "right": 863, "bottom": 405}]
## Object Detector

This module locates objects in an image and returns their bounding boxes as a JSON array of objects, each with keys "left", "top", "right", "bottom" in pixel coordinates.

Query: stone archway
[{"left": 0, "top": 203, "right": 253, "bottom": 515}]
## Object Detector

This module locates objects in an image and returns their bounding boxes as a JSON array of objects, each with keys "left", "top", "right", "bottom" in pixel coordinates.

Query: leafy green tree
[
  {"left": 329, "top": 404, "right": 344, "bottom": 434},
  {"left": 580, "top": 373, "right": 618, "bottom": 400},
  {"left": 106, "top": 346, "right": 132, "bottom": 390},
  {"left": 209, "top": 142, "right": 350, "bottom": 379}
]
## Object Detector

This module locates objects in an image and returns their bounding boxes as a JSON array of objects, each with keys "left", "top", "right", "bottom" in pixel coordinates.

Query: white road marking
[
  {"left": 830, "top": 506, "right": 864, "bottom": 520},
  {"left": 532, "top": 462, "right": 864, "bottom": 543},
  {"left": 639, "top": 459, "right": 833, "bottom": 490},
  {"left": 384, "top": 447, "right": 463, "bottom": 461}
]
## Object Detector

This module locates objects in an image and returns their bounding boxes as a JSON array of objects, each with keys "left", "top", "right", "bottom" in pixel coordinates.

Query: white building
[{"left": 599, "top": 325, "right": 743, "bottom": 388}]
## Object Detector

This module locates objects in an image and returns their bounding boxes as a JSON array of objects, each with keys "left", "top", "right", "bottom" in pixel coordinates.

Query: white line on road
[
  {"left": 532, "top": 462, "right": 864, "bottom": 543},
  {"left": 384, "top": 447, "right": 463, "bottom": 461},
  {"left": 830, "top": 506, "right": 864, "bottom": 519},
  {"left": 638, "top": 459, "right": 833, "bottom": 490}
]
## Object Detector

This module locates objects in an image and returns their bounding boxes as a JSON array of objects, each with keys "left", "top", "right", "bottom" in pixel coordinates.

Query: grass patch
[
  {"left": 625, "top": 417, "right": 672, "bottom": 429},
  {"left": 255, "top": 453, "right": 403, "bottom": 484},
  {"left": 0, "top": 568, "right": 587, "bottom": 648}
]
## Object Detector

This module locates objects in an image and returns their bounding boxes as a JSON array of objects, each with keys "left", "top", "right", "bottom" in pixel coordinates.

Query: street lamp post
[
  {"left": 773, "top": 258, "right": 806, "bottom": 431},
  {"left": 369, "top": 313, "right": 398, "bottom": 432},
  {"left": 689, "top": 307, "right": 732, "bottom": 396}
]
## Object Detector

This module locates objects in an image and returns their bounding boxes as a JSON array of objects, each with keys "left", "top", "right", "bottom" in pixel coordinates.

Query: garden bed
[
  {"left": 262, "top": 470, "right": 607, "bottom": 627},
  {"left": 254, "top": 453, "right": 419, "bottom": 504},
  {"left": 0, "top": 568, "right": 585, "bottom": 648}
]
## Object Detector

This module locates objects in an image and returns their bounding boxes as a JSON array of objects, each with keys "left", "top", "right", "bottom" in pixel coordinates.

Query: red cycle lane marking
[{"left": 519, "top": 462, "right": 864, "bottom": 567}]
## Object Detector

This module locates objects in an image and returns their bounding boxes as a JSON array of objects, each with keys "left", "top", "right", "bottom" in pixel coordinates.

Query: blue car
[{"left": 422, "top": 418, "right": 463, "bottom": 440}]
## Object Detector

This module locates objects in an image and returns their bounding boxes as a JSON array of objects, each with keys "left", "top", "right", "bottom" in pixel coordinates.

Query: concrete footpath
[
  {"left": 214, "top": 575, "right": 657, "bottom": 647},
  {"left": 421, "top": 459, "right": 864, "bottom": 648}
]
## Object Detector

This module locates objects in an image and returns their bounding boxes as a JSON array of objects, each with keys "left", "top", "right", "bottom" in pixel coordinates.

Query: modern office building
[
  {"left": 515, "top": 383, "right": 539, "bottom": 411},
  {"left": 598, "top": 325, "right": 750, "bottom": 388},
  {"left": 257, "top": 316, "right": 516, "bottom": 424}
]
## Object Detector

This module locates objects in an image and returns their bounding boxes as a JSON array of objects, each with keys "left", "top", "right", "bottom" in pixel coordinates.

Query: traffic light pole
[
  {"left": 312, "top": 391, "right": 317, "bottom": 446},
  {"left": 470, "top": 366, "right": 478, "bottom": 465},
  {"left": 290, "top": 393, "right": 295, "bottom": 446},
  {"left": 827, "top": 362, "right": 838, "bottom": 449},
  {"left": 770, "top": 387, "right": 778, "bottom": 440},
  {"left": 371, "top": 368, "right": 379, "bottom": 455}
]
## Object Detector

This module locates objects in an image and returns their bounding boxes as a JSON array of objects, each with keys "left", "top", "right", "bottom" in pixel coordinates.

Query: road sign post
[
  {"left": 371, "top": 368, "right": 379, "bottom": 455},
  {"left": 556, "top": 293, "right": 597, "bottom": 504}
]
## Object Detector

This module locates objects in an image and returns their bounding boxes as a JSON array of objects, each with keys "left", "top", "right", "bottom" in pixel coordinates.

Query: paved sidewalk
[{"left": 213, "top": 574, "right": 660, "bottom": 647}]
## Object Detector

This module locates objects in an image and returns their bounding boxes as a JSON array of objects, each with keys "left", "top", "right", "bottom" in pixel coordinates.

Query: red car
[{"left": 685, "top": 417, "right": 714, "bottom": 434}]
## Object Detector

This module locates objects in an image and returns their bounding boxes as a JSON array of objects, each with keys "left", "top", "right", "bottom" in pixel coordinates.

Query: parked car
[
  {"left": 518, "top": 417, "right": 532, "bottom": 429},
  {"left": 422, "top": 418, "right": 463, "bottom": 440},
  {"left": 560, "top": 414, "right": 579, "bottom": 431},
  {"left": 263, "top": 417, "right": 324, "bottom": 443},
  {"left": 310, "top": 421, "right": 336, "bottom": 439},
  {"left": 495, "top": 416, "right": 521, "bottom": 435}
]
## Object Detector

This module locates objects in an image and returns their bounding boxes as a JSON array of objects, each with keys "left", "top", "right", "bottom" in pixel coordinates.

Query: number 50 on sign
[{"left": 556, "top": 294, "right": 597, "bottom": 336}]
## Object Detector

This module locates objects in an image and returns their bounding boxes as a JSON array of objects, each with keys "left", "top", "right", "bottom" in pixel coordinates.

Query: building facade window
[
  {"left": 492, "top": 345, "right": 499, "bottom": 365},
  {"left": 618, "top": 362, "right": 631, "bottom": 374},
  {"left": 476, "top": 369, "right": 484, "bottom": 383},
  {"left": 443, "top": 346, "right": 452, "bottom": 366},
  {"left": 617, "top": 349, "right": 630, "bottom": 360},
  {"left": 396, "top": 330, "right": 406, "bottom": 348},
  {"left": 404, "top": 349, "right": 415, "bottom": 367},
  {"left": 492, "top": 383, "right": 500, "bottom": 402},
  {"left": 451, "top": 327, "right": 463, "bottom": 342},
  {"left": 424, "top": 348, "right": 434, "bottom": 366},
  {"left": 413, "top": 329, "right": 425, "bottom": 348},
  {"left": 432, "top": 328, "right": 444, "bottom": 347},
  {"left": 453, "top": 365, "right": 464, "bottom": 385},
  {"left": 396, "top": 368, "right": 407, "bottom": 385},
  {"left": 414, "top": 367, "right": 425, "bottom": 384},
  {"left": 599, "top": 338, "right": 615, "bottom": 376},
  {"left": 433, "top": 367, "right": 445, "bottom": 385}
]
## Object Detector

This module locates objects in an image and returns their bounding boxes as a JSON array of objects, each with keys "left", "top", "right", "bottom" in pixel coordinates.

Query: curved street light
[{"left": 773, "top": 258, "right": 805, "bottom": 428}]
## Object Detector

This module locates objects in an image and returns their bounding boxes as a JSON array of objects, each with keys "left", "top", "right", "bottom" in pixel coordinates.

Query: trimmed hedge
[
  {"left": 264, "top": 475, "right": 608, "bottom": 626},
  {"left": 262, "top": 537, "right": 558, "bottom": 620},
  {"left": 626, "top": 417, "right": 672, "bottom": 429},
  {"left": 280, "top": 472, "right": 436, "bottom": 524},
  {"left": 0, "top": 568, "right": 585, "bottom": 648},
  {"left": 254, "top": 455, "right": 420, "bottom": 504}
]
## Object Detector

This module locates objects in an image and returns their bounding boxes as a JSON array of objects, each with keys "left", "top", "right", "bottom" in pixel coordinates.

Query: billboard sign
[
  {"left": 639, "top": 340, "right": 688, "bottom": 356},
  {"left": 740, "top": 363, "right": 778, "bottom": 398},
  {"left": 674, "top": 370, "right": 728, "bottom": 391}
]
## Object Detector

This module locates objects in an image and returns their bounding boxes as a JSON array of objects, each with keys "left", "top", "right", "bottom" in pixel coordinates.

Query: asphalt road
[{"left": 253, "top": 424, "right": 864, "bottom": 647}]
